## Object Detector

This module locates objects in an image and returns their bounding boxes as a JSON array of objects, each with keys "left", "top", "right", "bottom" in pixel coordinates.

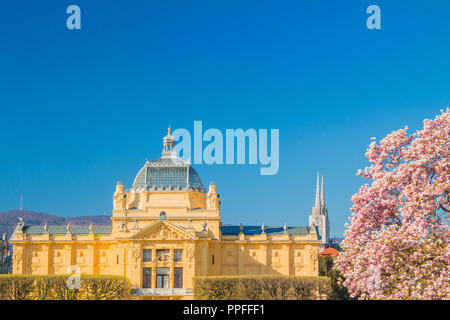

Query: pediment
[{"left": 130, "top": 220, "right": 196, "bottom": 241}]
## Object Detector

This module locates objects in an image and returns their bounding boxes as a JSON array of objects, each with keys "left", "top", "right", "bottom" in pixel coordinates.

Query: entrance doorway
[{"left": 156, "top": 267, "right": 169, "bottom": 288}]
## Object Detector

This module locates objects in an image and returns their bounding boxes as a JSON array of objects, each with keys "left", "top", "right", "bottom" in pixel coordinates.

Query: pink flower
[{"left": 335, "top": 109, "right": 450, "bottom": 300}]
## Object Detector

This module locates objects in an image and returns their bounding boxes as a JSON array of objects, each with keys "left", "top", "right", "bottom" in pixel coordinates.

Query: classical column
[
  {"left": 260, "top": 244, "right": 268, "bottom": 274},
  {"left": 170, "top": 266, "right": 174, "bottom": 288},
  {"left": 152, "top": 266, "right": 157, "bottom": 289},
  {"left": 24, "top": 245, "right": 28, "bottom": 274},
  {"left": 65, "top": 244, "right": 73, "bottom": 269},
  {"left": 201, "top": 242, "right": 208, "bottom": 276},
  {"left": 42, "top": 244, "right": 50, "bottom": 274},
  {"left": 238, "top": 244, "right": 244, "bottom": 275},
  {"left": 283, "top": 244, "right": 290, "bottom": 276},
  {"left": 170, "top": 247, "right": 174, "bottom": 288},
  {"left": 152, "top": 248, "right": 157, "bottom": 288},
  {"left": 89, "top": 245, "right": 95, "bottom": 274},
  {"left": 184, "top": 242, "right": 195, "bottom": 288},
  {"left": 123, "top": 247, "right": 127, "bottom": 276}
]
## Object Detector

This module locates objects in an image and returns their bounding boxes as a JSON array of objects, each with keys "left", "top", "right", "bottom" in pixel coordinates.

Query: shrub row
[
  {"left": 193, "top": 275, "right": 331, "bottom": 300},
  {"left": 0, "top": 275, "right": 131, "bottom": 300}
]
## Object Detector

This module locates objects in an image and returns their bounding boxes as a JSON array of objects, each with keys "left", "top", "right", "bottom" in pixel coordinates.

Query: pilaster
[
  {"left": 260, "top": 244, "right": 268, "bottom": 274},
  {"left": 201, "top": 242, "right": 208, "bottom": 276},
  {"left": 42, "top": 244, "right": 49, "bottom": 274},
  {"left": 238, "top": 243, "right": 244, "bottom": 275}
]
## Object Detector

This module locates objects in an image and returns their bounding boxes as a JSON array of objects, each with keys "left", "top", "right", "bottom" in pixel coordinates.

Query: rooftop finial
[
  {"left": 315, "top": 172, "right": 320, "bottom": 207},
  {"left": 132, "top": 219, "right": 139, "bottom": 230},
  {"left": 17, "top": 217, "right": 24, "bottom": 231},
  {"left": 162, "top": 126, "right": 177, "bottom": 157}
]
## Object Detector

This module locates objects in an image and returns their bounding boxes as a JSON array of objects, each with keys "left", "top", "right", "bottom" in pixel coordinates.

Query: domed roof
[{"left": 130, "top": 128, "right": 205, "bottom": 192}]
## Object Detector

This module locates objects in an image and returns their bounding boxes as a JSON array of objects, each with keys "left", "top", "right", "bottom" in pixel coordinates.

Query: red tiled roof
[{"left": 320, "top": 247, "right": 340, "bottom": 257}]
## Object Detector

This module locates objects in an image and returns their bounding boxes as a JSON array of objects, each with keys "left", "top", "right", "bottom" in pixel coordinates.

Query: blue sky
[{"left": 0, "top": 1, "right": 449, "bottom": 237}]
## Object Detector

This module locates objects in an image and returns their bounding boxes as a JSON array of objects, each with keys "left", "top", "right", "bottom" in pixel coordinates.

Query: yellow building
[{"left": 10, "top": 129, "right": 321, "bottom": 299}]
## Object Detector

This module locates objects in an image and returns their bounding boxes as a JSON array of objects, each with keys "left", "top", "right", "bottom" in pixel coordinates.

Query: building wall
[
  {"left": 11, "top": 232, "right": 319, "bottom": 289},
  {"left": 10, "top": 182, "right": 321, "bottom": 298}
]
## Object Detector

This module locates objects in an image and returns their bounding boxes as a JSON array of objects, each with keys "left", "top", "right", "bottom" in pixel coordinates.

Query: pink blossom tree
[{"left": 335, "top": 109, "right": 449, "bottom": 299}]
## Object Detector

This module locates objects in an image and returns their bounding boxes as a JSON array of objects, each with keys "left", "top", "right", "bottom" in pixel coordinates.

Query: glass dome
[{"left": 130, "top": 128, "right": 205, "bottom": 192}]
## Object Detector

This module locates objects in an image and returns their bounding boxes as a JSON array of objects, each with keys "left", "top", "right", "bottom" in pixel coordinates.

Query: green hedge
[
  {"left": 0, "top": 275, "right": 131, "bottom": 300},
  {"left": 193, "top": 275, "right": 331, "bottom": 300}
]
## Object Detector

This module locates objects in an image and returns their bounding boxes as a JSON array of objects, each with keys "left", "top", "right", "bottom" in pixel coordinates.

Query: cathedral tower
[{"left": 309, "top": 173, "right": 330, "bottom": 246}]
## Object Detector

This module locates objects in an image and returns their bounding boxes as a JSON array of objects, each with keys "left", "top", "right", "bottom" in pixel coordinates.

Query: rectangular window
[
  {"left": 156, "top": 267, "right": 170, "bottom": 288},
  {"left": 117, "top": 255, "right": 119, "bottom": 264},
  {"left": 143, "top": 249, "right": 152, "bottom": 262},
  {"left": 212, "top": 254, "right": 215, "bottom": 265},
  {"left": 143, "top": 268, "right": 152, "bottom": 288},
  {"left": 174, "top": 249, "right": 183, "bottom": 262},
  {"left": 174, "top": 267, "right": 183, "bottom": 288},
  {"left": 156, "top": 249, "right": 170, "bottom": 261}
]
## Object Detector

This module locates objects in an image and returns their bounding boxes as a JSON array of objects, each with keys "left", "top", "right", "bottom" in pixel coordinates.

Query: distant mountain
[{"left": 0, "top": 210, "right": 112, "bottom": 240}]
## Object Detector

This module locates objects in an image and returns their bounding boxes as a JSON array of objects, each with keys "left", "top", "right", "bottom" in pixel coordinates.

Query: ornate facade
[{"left": 10, "top": 129, "right": 321, "bottom": 299}]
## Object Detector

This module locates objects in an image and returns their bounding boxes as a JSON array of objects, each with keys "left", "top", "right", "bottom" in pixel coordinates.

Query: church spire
[
  {"left": 310, "top": 173, "right": 330, "bottom": 245},
  {"left": 321, "top": 175, "right": 326, "bottom": 208},
  {"left": 315, "top": 172, "right": 320, "bottom": 207}
]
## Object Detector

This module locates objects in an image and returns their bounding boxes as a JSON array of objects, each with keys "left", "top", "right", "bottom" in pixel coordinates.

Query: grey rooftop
[
  {"left": 220, "top": 225, "right": 311, "bottom": 236},
  {"left": 21, "top": 225, "right": 112, "bottom": 235}
]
